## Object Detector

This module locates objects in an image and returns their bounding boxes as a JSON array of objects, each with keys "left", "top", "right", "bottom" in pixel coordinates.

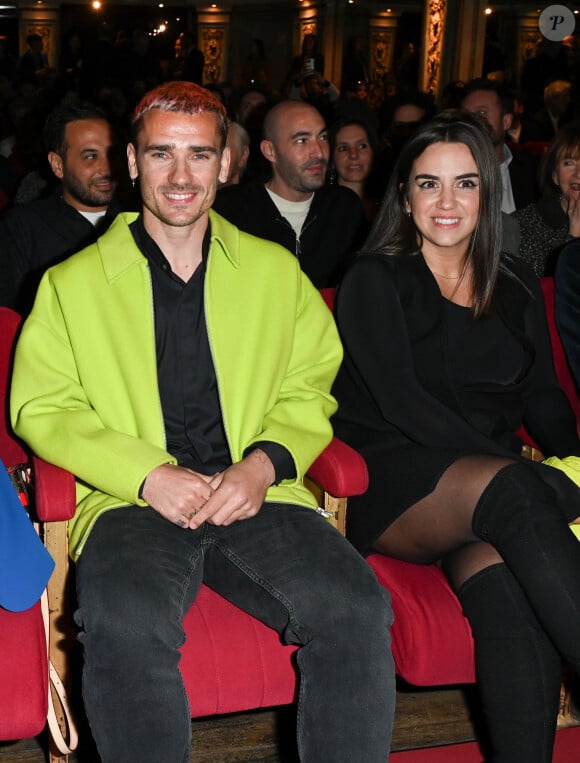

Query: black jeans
[{"left": 75, "top": 503, "right": 395, "bottom": 762}]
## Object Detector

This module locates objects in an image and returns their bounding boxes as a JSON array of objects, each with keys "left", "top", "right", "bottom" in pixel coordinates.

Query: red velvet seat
[
  {"left": 180, "top": 587, "right": 298, "bottom": 717},
  {"left": 368, "top": 555, "right": 475, "bottom": 685},
  {"left": 0, "top": 307, "right": 48, "bottom": 741}
]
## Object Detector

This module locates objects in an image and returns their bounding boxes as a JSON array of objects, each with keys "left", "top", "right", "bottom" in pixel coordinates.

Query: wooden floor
[
  {"left": 0, "top": 686, "right": 482, "bottom": 763},
  {"left": 2, "top": 680, "right": 579, "bottom": 763}
]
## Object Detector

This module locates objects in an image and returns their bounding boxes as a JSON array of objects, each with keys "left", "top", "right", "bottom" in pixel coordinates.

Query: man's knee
[{"left": 309, "top": 549, "right": 394, "bottom": 639}]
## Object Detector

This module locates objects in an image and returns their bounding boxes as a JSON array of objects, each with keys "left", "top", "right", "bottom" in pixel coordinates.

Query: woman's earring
[{"left": 131, "top": 177, "right": 137, "bottom": 189}]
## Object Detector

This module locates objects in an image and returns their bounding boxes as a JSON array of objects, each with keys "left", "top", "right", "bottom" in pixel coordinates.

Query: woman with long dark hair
[{"left": 332, "top": 109, "right": 580, "bottom": 763}]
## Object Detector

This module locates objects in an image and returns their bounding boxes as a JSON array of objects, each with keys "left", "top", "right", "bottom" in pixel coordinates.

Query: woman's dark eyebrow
[{"left": 413, "top": 172, "right": 479, "bottom": 180}]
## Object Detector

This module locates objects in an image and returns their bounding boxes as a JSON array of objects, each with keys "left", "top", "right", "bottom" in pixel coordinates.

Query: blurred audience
[
  {"left": 283, "top": 33, "right": 325, "bottom": 97},
  {"left": 341, "top": 35, "right": 370, "bottom": 95},
  {"left": 513, "top": 121, "right": 580, "bottom": 276},
  {"left": 521, "top": 40, "right": 572, "bottom": 115},
  {"left": 379, "top": 89, "right": 436, "bottom": 185},
  {"left": 239, "top": 38, "right": 271, "bottom": 92},
  {"left": 176, "top": 31, "right": 205, "bottom": 86},
  {"left": 16, "top": 34, "right": 49, "bottom": 85},
  {"left": 220, "top": 120, "right": 250, "bottom": 187},
  {"left": 461, "top": 78, "right": 539, "bottom": 213},
  {"left": 521, "top": 80, "right": 572, "bottom": 143}
]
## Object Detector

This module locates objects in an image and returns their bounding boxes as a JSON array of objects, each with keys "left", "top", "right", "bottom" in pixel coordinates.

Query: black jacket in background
[
  {"left": 508, "top": 149, "right": 541, "bottom": 211},
  {"left": 555, "top": 238, "right": 580, "bottom": 393},
  {"left": 213, "top": 181, "right": 367, "bottom": 288},
  {"left": 0, "top": 194, "right": 119, "bottom": 315}
]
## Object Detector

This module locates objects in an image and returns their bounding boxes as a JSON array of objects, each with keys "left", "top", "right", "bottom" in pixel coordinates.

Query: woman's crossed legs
[{"left": 373, "top": 455, "right": 580, "bottom": 763}]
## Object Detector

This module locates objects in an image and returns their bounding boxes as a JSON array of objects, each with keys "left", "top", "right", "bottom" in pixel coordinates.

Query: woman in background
[
  {"left": 333, "top": 110, "right": 580, "bottom": 763},
  {"left": 514, "top": 121, "right": 580, "bottom": 276},
  {"left": 329, "top": 117, "right": 379, "bottom": 223}
]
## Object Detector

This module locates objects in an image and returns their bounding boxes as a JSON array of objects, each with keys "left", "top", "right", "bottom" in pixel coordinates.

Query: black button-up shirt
[{"left": 130, "top": 215, "right": 295, "bottom": 483}]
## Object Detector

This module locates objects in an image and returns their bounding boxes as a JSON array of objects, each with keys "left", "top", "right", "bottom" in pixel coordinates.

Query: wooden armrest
[{"left": 521, "top": 444, "right": 545, "bottom": 462}]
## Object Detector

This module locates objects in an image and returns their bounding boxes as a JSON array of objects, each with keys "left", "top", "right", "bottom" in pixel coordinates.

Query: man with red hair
[{"left": 11, "top": 81, "right": 395, "bottom": 763}]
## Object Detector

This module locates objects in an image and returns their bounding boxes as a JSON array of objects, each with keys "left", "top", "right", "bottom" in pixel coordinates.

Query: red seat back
[
  {"left": 541, "top": 277, "right": 580, "bottom": 422},
  {"left": 0, "top": 307, "right": 48, "bottom": 741},
  {"left": 0, "top": 307, "right": 26, "bottom": 466}
]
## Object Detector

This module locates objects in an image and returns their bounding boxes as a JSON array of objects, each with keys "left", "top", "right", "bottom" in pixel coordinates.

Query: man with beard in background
[{"left": 0, "top": 100, "right": 123, "bottom": 314}]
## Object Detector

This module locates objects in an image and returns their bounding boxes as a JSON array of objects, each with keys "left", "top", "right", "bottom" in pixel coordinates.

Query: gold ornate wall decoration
[
  {"left": 201, "top": 27, "right": 225, "bottom": 84},
  {"left": 370, "top": 30, "right": 393, "bottom": 83},
  {"left": 301, "top": 23, "right": 316, "bottom": 39},
  {"left": 422, "top": 0, "right": 448, "bottom": 96},
  {"left": 24, "top": 24, "right": 52, "bottom": 60}
]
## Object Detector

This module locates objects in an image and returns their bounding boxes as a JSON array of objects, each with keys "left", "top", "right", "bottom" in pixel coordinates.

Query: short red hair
[{"left": 131, "top": 81, "right": 228, "bottom": 148}]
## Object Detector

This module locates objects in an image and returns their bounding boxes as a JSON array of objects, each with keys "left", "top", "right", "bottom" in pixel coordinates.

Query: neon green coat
[{"left": 11, "top": 211, "right": 342, "bottom": 560}]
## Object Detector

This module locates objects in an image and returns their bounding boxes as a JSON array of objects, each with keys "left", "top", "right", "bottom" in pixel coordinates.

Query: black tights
[{"left": 374, "top": 456, "right": 580, "bottom": 763}]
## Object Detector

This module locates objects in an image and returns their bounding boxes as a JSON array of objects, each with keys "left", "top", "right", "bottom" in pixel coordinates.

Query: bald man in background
[{"left": 214, "top": 99, "right": 366, "bottom": 287}]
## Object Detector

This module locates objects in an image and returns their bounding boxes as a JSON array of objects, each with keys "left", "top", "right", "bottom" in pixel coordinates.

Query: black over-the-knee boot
[
  {"left": 472, "top": 462, "right": 580, "bottom": 673},
  {"left": 458, "top": 563, "right": 561, "bottom": 763}
]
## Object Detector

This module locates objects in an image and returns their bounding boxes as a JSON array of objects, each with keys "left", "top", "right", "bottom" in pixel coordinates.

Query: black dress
[{"left": 332, "top": 251, "right": 580, "bottom": 553}]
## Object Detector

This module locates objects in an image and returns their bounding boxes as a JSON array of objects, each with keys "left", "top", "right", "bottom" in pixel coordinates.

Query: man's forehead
[
  {"left": 463, "top": 90, "right": 499, "bottom": 109},
  {"left": 241, "top": 92, "right": 265, "bottom": 107},
  {"left": 137, "top": 109, "right": 221, "bottom": 144},
  {"left": 65, "top": 118, "right": 114, "bottom": 146},
  {"left": 276, "top": 108, "right": 325, "bottom": 139}
]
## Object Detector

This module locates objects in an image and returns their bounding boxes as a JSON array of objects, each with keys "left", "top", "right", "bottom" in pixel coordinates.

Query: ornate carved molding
[
  {"left": 421, "top": 0, "right": 448, "bottom": 95},
  {"left": 201, "top": 26, "right": 226, "bottom": 84},
  {"left": 369, "top": 29, "right": 394, "bottom": 83}
]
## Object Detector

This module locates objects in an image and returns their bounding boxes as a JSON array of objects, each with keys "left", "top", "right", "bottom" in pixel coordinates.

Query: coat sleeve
[
  {"left": 10, "top": 269, "right": 176, "bottom": 506},
  {"left": 244, "top": 272, "right": 343, "bottom": 480}
]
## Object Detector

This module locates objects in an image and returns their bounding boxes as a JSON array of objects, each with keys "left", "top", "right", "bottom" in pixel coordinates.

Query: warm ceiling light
[
  {"left": 92, "top": 0, "right": 101, "bottom": 9},
  {"left": 485, "top": 7, "right": 492, "bottom": 14}
]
